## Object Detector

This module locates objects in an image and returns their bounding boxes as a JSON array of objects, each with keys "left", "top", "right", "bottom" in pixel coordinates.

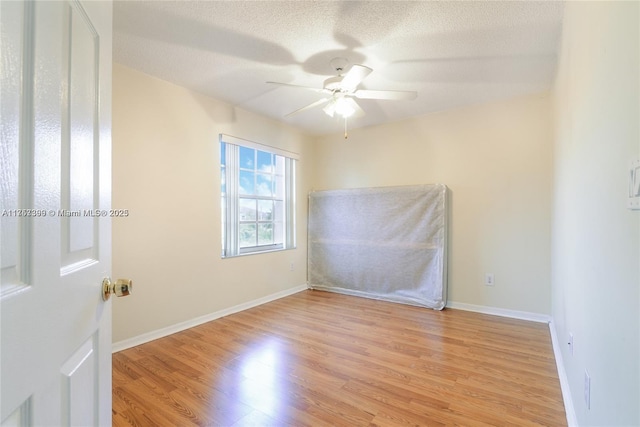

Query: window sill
[{"left": 221, "top": 246, "right": 296, "bottom": 259}]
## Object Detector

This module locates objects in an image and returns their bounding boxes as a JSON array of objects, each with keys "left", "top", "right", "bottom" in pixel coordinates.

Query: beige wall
[
  {"left": 552, "top": 2, "right": 639, "bottom": 425},
  {"left": 112, "top": 64, "right": 314, "bottom": 343},
  {"left": 314, "top": 93, "right": 553, "bottom": 315}
]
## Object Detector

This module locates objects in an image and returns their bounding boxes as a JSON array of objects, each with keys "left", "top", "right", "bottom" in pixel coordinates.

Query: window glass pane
[
  {"left": 273, "top": 221, "right": 284, "bottom": 245},
  {"left": 220, "top": 166, "right": 226, "bottom": 194},
  {"left": 220, "top": 143, "right": 226, "bottom": 166},
  {"left": 239, "top": 170, "right": 255, "bottom": 195},
  {"left": 257, "top": 150, "right": 272, "bottom": 173},
  {"left": 239, "top": 198, "right": 257, "bottom": 221},
  {"left": 274, "top": 175, "right": 284, "bottom": 199},
  {"left": 275, "top": 155, "right": 284, "bottom": 175},
  {"left": 274, "top": 201, "right": 284, "bottom": 221},
  {"left": 258, "top": 223, "right": 273, "bottom": 246},
  {"left": 258, "top": 200, "right": 273, "bottom": 221},
  {"left": 256, "top": 173, "right": 273, "bottom": 197},
  {"left": 239, "top": 223, "right": 256, "bottom": 248},
  {"left": 239, "top": 146, "right": 254, "bottom": 169}
]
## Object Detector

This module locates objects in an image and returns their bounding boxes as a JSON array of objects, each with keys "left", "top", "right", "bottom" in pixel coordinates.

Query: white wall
[
  {"left": 552, "top": 2, "right": 639, "bottom": 425},
  {"left": 111, "top": 64, "right": 314, "bottom": 343},
  {"left": 314, "top": 93, "right": 553, "bottom": 316}
]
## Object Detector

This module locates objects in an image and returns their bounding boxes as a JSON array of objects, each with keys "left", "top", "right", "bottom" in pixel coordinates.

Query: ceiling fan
[{"left": 267, "top": 57, "right": 418, "bottom": 122}]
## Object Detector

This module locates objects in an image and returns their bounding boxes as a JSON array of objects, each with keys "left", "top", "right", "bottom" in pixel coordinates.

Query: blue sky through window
[
  {"left": 240, "top": 146, "right": 254, "bottom": 169},
  {"left": 221, "top": 138, "right": 293, "bottom": 254},
  {"left": 257, "top": 150, "right": 272, "bottom": 173},
  {"left": 239, "top": 170, "right": 254, "bottom": 195}
]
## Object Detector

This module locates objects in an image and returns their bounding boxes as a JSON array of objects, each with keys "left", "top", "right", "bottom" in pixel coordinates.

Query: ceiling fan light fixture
[
  {"left": 335, "top": 97, "right": 355, "bottom": 118},
  {"left": 323, "top": 97, "right": 355, "bottom": 119},
  {"left": 322, "top": 100, "right": 335, "bottom": 117}
]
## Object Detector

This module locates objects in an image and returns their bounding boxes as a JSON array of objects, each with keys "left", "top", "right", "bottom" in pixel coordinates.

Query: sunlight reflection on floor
[{"left": 237, "top": 338, "right": 288, "bottom": 417}]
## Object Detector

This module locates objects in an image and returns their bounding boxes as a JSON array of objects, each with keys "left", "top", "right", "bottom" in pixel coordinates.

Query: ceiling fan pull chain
[{"left": 344, "top": 116, "right": 348, "bottom": 139}]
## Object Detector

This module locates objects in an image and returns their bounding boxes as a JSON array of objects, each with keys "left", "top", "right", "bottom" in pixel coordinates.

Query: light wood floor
[{"left": 112, "top": 290, "right": 566, "bottom": 426}]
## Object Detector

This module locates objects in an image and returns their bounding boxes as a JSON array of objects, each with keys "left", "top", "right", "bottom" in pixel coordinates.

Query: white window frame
[{"left": 220, "top": 134, "right": 297, "bottom": 258}]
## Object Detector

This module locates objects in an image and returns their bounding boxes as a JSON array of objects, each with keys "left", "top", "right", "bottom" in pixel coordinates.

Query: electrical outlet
[
  {"left": 584, "top": 370, "right": 591, "bottom": 409},
  {"left": 568, "top": 333, "right": 573, "bottom": 356},
  {"left": 485, "top": 273, "right": 495, "bottom": 286},
  {"left": 290, "top": 262, "right": 294, "bottom": 271}
]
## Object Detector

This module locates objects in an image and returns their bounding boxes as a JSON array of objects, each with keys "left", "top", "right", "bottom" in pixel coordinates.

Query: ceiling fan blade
[
  {"left": 340, "top": 65, "right": 373, "bottom": 91},
  {"left": 285, "top": 98, "right": 330, "bottom": 117},
  {"left": 266, "top": 81, "right": 328, "bottom": 94},
  {"left": 354, "top": 89, "right": 418, "bottom": 100}
]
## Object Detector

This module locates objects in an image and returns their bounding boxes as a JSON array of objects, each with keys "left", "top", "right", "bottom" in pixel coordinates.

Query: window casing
[{"left": 220, "top": 134, "right": 296, "bottom": 257}]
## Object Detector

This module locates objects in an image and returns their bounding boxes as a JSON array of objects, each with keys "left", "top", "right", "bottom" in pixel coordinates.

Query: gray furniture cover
[{"left": 308, "top": 184, "right": 448, "bottom": 310}]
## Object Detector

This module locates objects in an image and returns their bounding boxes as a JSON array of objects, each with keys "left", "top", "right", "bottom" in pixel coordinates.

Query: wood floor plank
[{"left": 113, "top": 290, "right": 566, "bottom": 426}]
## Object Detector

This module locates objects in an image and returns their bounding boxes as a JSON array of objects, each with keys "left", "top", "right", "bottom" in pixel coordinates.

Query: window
[{"left": 220, "top": 134, "right": 297, "bottom": 257}]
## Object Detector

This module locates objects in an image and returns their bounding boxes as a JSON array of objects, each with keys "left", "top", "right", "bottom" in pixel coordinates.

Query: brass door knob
[{"left": 102, "top": 277, "right": 133, "bottom": 301}]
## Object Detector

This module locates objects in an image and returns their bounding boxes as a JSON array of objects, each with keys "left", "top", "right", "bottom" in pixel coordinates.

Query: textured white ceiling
[{"left": 113, "top": 1, "right": 564, "bottom": 135}]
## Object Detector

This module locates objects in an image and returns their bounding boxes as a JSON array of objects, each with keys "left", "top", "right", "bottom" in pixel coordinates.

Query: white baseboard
[
  {"left": 549, "top": 319, "right": 578, "bottom": 427},
  {"left": 445, "top": 300, "right": 550, "bottom": 323},
  {"left": 112, "top": 284, "right": 308, "bottom": 353}
]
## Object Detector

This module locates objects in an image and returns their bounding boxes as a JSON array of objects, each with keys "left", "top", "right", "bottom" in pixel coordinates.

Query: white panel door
[{"left": 1, "top": 1, "right": 113, "bottom": 425}]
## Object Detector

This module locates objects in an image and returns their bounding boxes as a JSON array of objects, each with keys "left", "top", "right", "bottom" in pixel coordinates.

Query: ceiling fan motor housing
[{"left": 324, "top": 75, "right": 345, "bottom": 92}]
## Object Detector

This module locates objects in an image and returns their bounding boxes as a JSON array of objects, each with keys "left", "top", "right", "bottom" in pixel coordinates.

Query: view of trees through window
[
  {"left": 220, "top": 136, "right": 295, "bottom": 257},
  {"left": 221, "top": 143, "right": 285, "bottom": 250}
]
